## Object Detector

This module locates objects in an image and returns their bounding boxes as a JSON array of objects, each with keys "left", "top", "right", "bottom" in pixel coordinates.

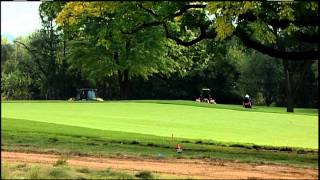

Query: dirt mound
[{"left": 1, "top": 151, "right": 318, "bottom": 179}]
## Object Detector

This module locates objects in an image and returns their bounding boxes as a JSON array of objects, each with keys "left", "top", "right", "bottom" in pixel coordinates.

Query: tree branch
[
  {"left": 234, "top": 28, "right": 319, "bottom": 61},
  {"left": 123, "top": 2, "right": 207, "bottom": 35},
  {"left": 14, "top": 41, "right": 48, "bottom": 76},
  {"left": 137, "top": 3, "right": 158, "bottom": 18},
  {"left": 172, "top": 3, "right": 207, "bottom": 18},
  {"left": 121, "top": 21, "right": 162, "bottom": 34},
  {"left": 238, "top": 12, "right": 318, "bottom": 28},
  {"left": 296, "top": 32, "right": 319, "bottom": 43},
  {"left": 163, "top": 23, "right": 210, "bottom": 46}
]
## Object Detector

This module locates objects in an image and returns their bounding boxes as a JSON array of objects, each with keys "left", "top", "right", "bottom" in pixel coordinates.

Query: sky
[{"left": 1, "top": 1, "right": 42, "bottom": 42}]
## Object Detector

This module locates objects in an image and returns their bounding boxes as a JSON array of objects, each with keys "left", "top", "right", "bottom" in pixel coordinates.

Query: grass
[
  {"left": 4, "top": 99, "right": 318, "bottom": 115},
  {"left": 130, "top": 100, "right": 318, "bottom": 116},
  {"left": 2, "top": 100, "right": 318, "bottom": 148},
  {"left": 1, "top": 162, "right": 159, "bottom": 179},
  {"left": 1, "top": 100, "right": 318, "bottom": 169},
  {"left": 2, "top": 118, "right": 318, "bottom": 168}
]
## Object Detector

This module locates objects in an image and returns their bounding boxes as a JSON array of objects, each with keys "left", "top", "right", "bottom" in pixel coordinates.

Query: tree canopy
[{"left": 1, "top": 1, "right": 318, "bottom": 111}]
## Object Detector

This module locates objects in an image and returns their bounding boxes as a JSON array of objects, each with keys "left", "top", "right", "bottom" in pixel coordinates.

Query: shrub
[
  {"left": 130, "top": 140, "right": 140, "bottom": 145},
  {"left": 1, "top": 69, "right": 32, "bottom": 100},
  {"left": 48, "top": 137, "right": 58, "bottom": 143},
  {"left": 48, "top": 167, "right": 70, "bottom": 178},
  {"left": 53, "top": 157, "right": 68, "bottom": 167},
  {"left": 77, "top": 167, "right": 90, "bottom": 173},
  {"left": 229, "top": 144, "right": 246, "bottom": 148},
  {"left": 135, "top": 171, "right": 154, "bottom": 180},
  {"left": 28, "top": 167, "right": 41, "bottom": 179}
]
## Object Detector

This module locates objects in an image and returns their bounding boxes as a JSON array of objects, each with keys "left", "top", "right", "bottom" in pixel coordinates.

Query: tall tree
[
  {"left": 118, "top": 1, "right": 318, "bottom": 111},
  {"left": 55, "top": 2, "right": 186, "bottom": 99},
  {"left": 1, "top": 38, "right": 14, "bottom": 68}
]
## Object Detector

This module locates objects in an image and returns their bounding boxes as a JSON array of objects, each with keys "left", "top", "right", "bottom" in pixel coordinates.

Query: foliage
[
  {"left": 54, "top": 2, "right": 194, "bottom": 99},
  {"left": 240, "top": 51, "right": 284, "bottom": 106},
  {"left": 0, "top": 1, "right": 317, "bottom": 107},
  {"left": 1, "top": 68, "right": 32, "bottom": 100},
  {"left": 1, "top": 38, "right": 14, "bottom": 66}
]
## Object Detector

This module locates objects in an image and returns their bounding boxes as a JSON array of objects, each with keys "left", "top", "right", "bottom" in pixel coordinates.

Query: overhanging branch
[
  {"left": 172, "top": 3, "right": 207, "bottom": 18},
  {"left": 163, "top": 23, "right": 210, "bottom": 46},
  {"left": 234, "top": 28, "right": 319, "bottom": 61},
  {"left": 121, "top": 21, "right": 162, "bottom": 34},
  {"left": 137, "top": 3, "right": 158, "bottom": 18},
  {"left": 238, "top": 12, "right": 318, "bottom": 28},
  {"left": 124, "top": 2, "right": 207, "bottom": 35}
]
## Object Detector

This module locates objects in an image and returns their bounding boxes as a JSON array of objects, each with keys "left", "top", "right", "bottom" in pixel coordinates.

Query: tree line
[{"left": 1, "top": 1, "right": 318, "bottom": 112}]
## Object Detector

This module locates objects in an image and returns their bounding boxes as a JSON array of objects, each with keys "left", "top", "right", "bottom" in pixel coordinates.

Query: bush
[
  {"left": 1, "top": 70, "right": 31, "bottom": 100},
  {"left": 53, "top": 157, "right": 68, "bottom": 167},
  {"left": 28, "top": 167, "right": 41, "bottom": 179},
  {"left": 135, "top": 171, "right": 154, "bottom": 180},
  {"left": 77, "top": 167, "right": 90, "bottom": 173},
  {"left": 48, "top": 167, "right": 70, "bottom": 178}
]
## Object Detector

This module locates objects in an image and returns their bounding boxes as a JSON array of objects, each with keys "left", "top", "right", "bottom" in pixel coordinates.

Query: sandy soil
[{"left": 1, "top": 151, "right": 318, "bottom": 179}]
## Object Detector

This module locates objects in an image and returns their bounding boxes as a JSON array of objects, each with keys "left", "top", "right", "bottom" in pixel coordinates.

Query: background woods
[{"left": 1, "top": 1, "right": 318, "bottom": 111}]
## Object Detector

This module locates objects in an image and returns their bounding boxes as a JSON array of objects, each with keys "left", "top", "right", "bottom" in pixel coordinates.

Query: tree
[
  {"left": 240, "top": 51, "right": 284, "bottom": 106},
  {"left": 55, "top": 2, "right": 188, "bottom": 99},
  {"left": 1, "top": 38, "right": 14, "bottom": 68},
  {"left": 117, "top": 1, "right": 318, "bottom": 111},
  {"left": 52, "top": 1, "right": 317, "bottom": 107},
  {"left": 1, "top": 38, "right": 33, "bottom": 100},
  {"left": 10, "top": 1, "right": 80, "bottom": 100}
]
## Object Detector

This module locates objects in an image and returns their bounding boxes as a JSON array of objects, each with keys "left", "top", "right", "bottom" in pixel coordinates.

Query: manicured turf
[
  {"left": 2, "top": 118, "right": 318, "bottom": 167},
  {"left": 1, "top": 100, "right": 318, "bottom": 149}
]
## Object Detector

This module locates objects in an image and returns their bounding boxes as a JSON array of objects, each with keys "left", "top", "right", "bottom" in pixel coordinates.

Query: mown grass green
[
  {"left": 2, "top": 100, "right": 318, "bottom": 148},
  {"left": 2, "top": 117, "right": 318, "bottom": 168}
]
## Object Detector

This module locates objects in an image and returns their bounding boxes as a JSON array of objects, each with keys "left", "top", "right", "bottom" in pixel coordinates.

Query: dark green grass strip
[{"left": 1, "top": 118, "right": 318, "bottom": 168}]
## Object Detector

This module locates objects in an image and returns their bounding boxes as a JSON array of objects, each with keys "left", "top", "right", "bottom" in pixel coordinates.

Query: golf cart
[
  {"left": 76, "top": 88, "right": 99, "bottom": 101},
  {"left": 196, "top": 88, "right": 216, "bottom": 104}
]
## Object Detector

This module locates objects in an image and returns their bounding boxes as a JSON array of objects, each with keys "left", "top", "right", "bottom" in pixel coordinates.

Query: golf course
[
  {"left": 2, "top": 101, "right": 318, "bottom": 149},
  {"left": 1, "top": 1, "right": 318, "bottom": 179},
  {"left": 2, "top": 100, "right": 319, "bottom": 178}
]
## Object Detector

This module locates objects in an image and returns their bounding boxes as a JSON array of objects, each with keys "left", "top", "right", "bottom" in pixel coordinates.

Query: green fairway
[
  {"left": 2, "top": 101, "right": 318, "bottom": 149},
  {"left": 2, "top": 117, "right": 318, "bottom": 167}
]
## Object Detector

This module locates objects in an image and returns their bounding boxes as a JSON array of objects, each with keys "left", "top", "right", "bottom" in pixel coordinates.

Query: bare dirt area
[{"left": 1, "top": 151, "right": 318, "bottom": 179}]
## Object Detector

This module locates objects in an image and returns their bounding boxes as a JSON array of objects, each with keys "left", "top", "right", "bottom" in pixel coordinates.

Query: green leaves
[
  {"left": 247, "top": 20, "right": 276, "bottom": 45},
  {"left": 213, "top": 16, "right": 234, "bottom": 41},
  {"left": 1, "top": 70, "right": 32, "bottom": 100}
]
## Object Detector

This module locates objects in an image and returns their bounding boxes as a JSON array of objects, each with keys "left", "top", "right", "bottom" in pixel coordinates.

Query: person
[
  {"left": 81, "top": 91, "right": 86, "bottom": 100},
  {"left": 243, "top": 94, "right": 252, "bottom": 108}
]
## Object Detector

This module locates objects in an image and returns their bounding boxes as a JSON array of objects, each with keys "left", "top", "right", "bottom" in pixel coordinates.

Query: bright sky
[{"left": 1, "top": 1, "right": 42, "bottom": 40}]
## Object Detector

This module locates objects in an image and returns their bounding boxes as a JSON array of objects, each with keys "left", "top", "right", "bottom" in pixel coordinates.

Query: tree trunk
[
  {"left": 118, "top": 69, "right": 129, "bottom": 99},
  {"left": 282, "top": 60, "right": 294, "bottom": 112}
]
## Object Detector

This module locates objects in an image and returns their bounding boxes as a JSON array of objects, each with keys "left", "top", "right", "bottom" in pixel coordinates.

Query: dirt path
[{"left": 1, "top": 151, "right": 318, "bottom": 179}]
